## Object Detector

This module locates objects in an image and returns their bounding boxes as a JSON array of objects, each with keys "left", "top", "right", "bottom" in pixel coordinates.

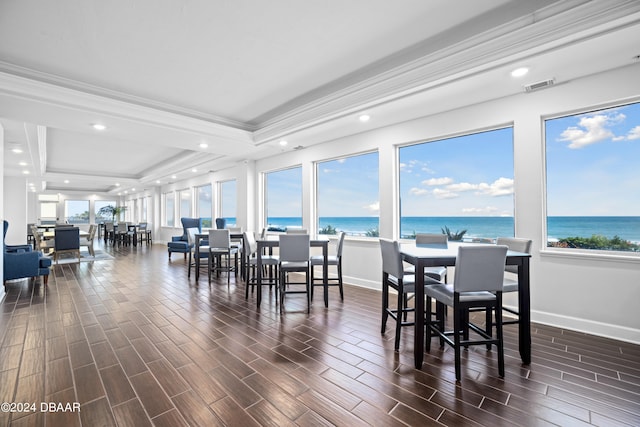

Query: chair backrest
[
  {"left": 279, "top": 234, "right": 310, "bottom": 262},
  {"left": 87, "top": 224, "right": 97, "bottom": 240},
  {"left": 496, "top": 237, "right": 532, "bottom": 274},
  {"left": 55, "top": 227, "right": 80, "bottom": 250},
  {"left": 118, "top": 222, "right": 129, "bottom": 233},
  {"left": 336, "top": 232, "right": 346, "bottom": 257},
  {"left": 286, "top": 228, "right": 308, "bottom": 234},
  {"left": 30, "top": 225, "right": 43, "bottom": 251},
  {"left": 209, "top": 229, "right": 231, "bottom": 249},
  {"left": 138, "top": 222, "right": 147, "bottom": 230},
  {"left": 454, "top": 245, "right": 508, "bottom": 293},
  {"left": 227, "top": 226, "right": 242, "bottom": 233},
  {"left": 379, "top": 238, "right": 404, "bottom": 279},
  {"left": 415, "top": 233, "right": 448, "bottom": 245},
  {"left": 186, "top": 227, "right": 199, "bottom": 247},
  {"left": 243, "top": 231, "right": 257, "bottom": 256},
  {"left": 181, "top": 218, "right": 202, "bottom": 241},
  {"left": 105, "top": 222, "right": 114, "bottom": 231}
]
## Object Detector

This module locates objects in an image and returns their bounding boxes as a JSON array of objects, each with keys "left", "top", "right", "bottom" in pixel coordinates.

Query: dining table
[
  {"left": 255, "top": 236, "right": 330, "bottom": 308},
  {"left": 400, "top": 241, "right": 532, "bottom": 369}
]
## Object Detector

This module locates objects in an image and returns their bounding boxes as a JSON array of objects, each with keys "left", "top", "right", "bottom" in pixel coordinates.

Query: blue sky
[
  {"left": 399, "top": 127, "right": 514, "bottom": 217},
  {"left": 545, "top": 102, "right": 640, "bottom": 216}
]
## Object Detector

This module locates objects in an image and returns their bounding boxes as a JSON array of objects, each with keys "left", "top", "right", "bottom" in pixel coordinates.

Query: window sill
[{"left": 540, "top": 248, "right": 640, "bottom": 264}]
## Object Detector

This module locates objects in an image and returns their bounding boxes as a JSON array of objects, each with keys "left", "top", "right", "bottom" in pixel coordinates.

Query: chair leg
[
  {"left": 337, "top": 262, "right": 344, "bottom": 300},
  {"left": 453, "top": 306, "right": 462, "bottom": 382},
  {"left": 394, "top": 290, "right": 403, "bottom": 351},
  {"left": 496, "top": 294, "right": 505, "bottom": 377},
  {"left": 381, "top": 278, "right": 389, "bottom": 334}
]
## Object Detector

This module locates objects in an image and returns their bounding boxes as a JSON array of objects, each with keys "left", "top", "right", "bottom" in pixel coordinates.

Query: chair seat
[
  {"left": 168, "top": 241, "right": 190, "bottom": 250},
  {"left": 280, "top": 260, "right": 309, "bottom": 269},
  {"left": 503, "top": 277, "right": 519, "bottom": 293},
  {"left": 387, "top": 273, "right": 442, "bottom": 293},
  {"left": 248, "top": 255, "right": 279, "bottom": 266},
  {"left": 425, "top": 266, "right": 447, "bottom": 281},
  {"left": 310, "top": 254, "right": 338, "bottom": 265},
  {"left": 425, "top": 283, "right": 496, "bottom": 306}
]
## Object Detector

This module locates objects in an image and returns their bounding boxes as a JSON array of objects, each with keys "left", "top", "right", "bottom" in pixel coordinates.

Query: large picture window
[
  {"left": 95, "top": 200, "right": 117, "bottom": 223},
  {"left": 65, "top": 200, "right": 90, "bottom": 224},
  {"left": 545, "top": 102, "right": 640, "bottom": 253},
  {"left": 316, "top": 152, "right": 379, "bottom": 236},
  {"left": 196, "top": 184, "right": 212, "bottom": 228},
  {"left": 399, "top": 127, "right": 514, "bottom": 241},
  {"left": 179, "top": 189, "right": 191, "bottom": 219},
  {"left": 265, "top": 167, "right": 302, "bottom": 231},
  {"left": 164, "top": 192, "right": 175, "bottom": 227},
  {"left": 220, "top": 180, "right": 237, "bottom": 227}
]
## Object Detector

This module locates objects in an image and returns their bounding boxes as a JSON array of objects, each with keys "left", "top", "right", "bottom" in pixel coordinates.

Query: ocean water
[{"left": 254, "top": 216, "right": 640, "bottom": 243}]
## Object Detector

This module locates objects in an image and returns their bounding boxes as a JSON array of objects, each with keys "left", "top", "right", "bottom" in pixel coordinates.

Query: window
[
  {"left": 399, "top": 127, "right": 514, "bottom": 241},
  {"left": 39, "top": 202, "right": 57, "bottom": 223},
  {"left": 65, "top": 200, "right": 90, "bottom": 224},
  {"left": 179, "top": 189, "right": 191, "bottom": 219},
  {"left": 545, "top": 102, "right": 640, "bottom": 253},
  {"left": 220, "top": 180, "right": 237, "bottom": 227},
  {"left": 196, "top": 184, "right": 212, "bottom": 228},
  {"left": 141, "top": 197, "right": 148, "bottom": 222},
  {"left": 164, "top": 192, "right": 175, "bottom": 227},
  {"left": 316, "top": 152, "right": 379, "bottom": 236},
  {"left": 265, "top": 167, "right": 302, "bottom": 231},
  {"left": 95, "top": 200, "right": 117, "bottom": 223}
]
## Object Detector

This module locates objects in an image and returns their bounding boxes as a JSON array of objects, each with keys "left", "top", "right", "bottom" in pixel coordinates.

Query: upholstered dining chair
[
  {"left": 4, "top": 220, "right": 52, "bottom": 290},
  {"left": 208, "top": 229, "right": 238, "bottom": 285},
  {"left": 79, "top": 224, "right": 97, "bottom": 256},
  {"left": 243, "top": 231, "right": 279, "bottom": 302},
  {"left": 278, "top": 234, "right": 311, "bottom": 313},
  {"left": 310, "top": 231, "right": 345, "bottom": 303},
  {"left": 425, "top": 244, "right": 508, "bottom": 381},
  {"left": 168, "top": 217, "right": 201, "bottom": 259},
  {"left": 379, "top": 238, "right": 442, "bottom": 351},
  {"left": 286, "top": 228, "right": 308, "bottom": 234},
  {"left": 53, "top": 227, "right": 81, "bottom": 263},
  {"left": 415, "top": 233, "right": 448, "bottom": 282},
  {"left": 496, "top": 236, "right": 532, "bottom": 325},
  {"left": 186, "top": 227, "right": 209, "bottom": 278}
]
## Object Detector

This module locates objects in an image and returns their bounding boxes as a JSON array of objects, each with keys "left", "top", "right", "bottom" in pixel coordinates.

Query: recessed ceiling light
[
  {"left": 359, "top": 114, "right": 370, "bottom": 122},
  {"left": 156, "top": 180, "right": 161, "bottom": 184},
  {"left": 511, "top": 67, "right": 529, "bottom": 77},
  {"left": 191, "top": 168, "right": 197, "bottom": 173},
  {"left": 92, "top": 123, "right": 106, "bottom": 131},
  {"left": 22, "top": 170, "right": 30, "bottom": 175},
  {"left": 171, "top": 175, "right": 177, "bottom": 179},
  {"left": 64, "top": 180, "right": 70, "bottom": 184},
  {"left": 115, "top": 183, "right": 120, "bottom": 186},
  {"left": 18, "top": 161, "right": 27, "bottom": 166},
  {"left": 199, "top": 143, "right": 208, "bottom": 148},
  {"left": 12, "top": 148, "right": 23, "bottom": 154},
  {"left": 279, "top": 140, "right": 288, "bottom": 146}
]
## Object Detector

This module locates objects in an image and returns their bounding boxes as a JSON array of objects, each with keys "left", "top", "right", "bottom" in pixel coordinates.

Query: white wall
[
  {"left": 250, "top": 63, "right": 640, "bottom": 343},
  {"left": 3, "top": 176, "right": 28, "bottom": 244}
]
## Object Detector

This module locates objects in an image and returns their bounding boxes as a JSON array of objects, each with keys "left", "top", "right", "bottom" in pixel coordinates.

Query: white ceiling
[{"left": 1, "top": 0, "right": 640, "bottom": 194}]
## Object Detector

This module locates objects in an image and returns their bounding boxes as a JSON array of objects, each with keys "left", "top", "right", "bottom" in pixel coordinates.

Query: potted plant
[{"left": 97, "top": 205, "right": 128, "bottom": 222}]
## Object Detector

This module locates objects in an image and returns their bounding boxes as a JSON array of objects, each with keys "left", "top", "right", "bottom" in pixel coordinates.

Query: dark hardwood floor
[{"left": 1, "top": 241, "right": 639, "bottom": 426}]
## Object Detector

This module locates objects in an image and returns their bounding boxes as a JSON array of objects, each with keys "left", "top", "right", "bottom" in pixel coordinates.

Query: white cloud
[
  {"left": 445, "top": 182, "right": 477, "bottom": 192},
  {"left": 409, "top": 187, "right": 429, "bottom": 196},
  {"left": 365, "top": 201, "right": 380, "bottom": 212},
  {"left": 627, "top": 125, "right": 640, "bottom": 140},
  {"left": 462, "top": 206, "right": 498, "bottom": 214},
  {"left": 476, "top": 177, "right": 514, "bottom": 196},
  {"left": 558, "top": 113, "right": 625, "bottom": 149},
  {"left": 421, "top": 177, "right": 453, "bottom": 186},
  {"left": 433, "top": 188, "right": 458, "bottom": 199}
]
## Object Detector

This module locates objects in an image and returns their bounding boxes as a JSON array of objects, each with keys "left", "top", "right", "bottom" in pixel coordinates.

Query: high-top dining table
[{"left": 401, "top": 241, "right": 532, "bottom": 369}]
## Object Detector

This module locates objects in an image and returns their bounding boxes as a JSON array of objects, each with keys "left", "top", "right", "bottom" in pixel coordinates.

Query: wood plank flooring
[{"left": 1, "top": 242, "right": 639, "bottom": 426}]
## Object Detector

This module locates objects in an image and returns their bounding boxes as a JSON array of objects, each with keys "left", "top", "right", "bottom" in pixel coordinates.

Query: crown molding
[
  {"left": 253, "top": 0, "right": 640, "bottom": 144},
  {"left": 0, "top": 70, "right": 254, "bottom": 144}
]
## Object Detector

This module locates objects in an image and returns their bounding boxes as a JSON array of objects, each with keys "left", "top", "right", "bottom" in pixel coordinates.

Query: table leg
[
  {"left": 518, "top": 258, "right": 531, "bottom": 364},
  {"left": 323, "top": 242, "right": 329, "bottom": 307},
  {"left": 256, "top": 249, "right": 263, "bottom": 308},
  {"left": 414, "top": 261, "right": 425, "bottom": 369}
]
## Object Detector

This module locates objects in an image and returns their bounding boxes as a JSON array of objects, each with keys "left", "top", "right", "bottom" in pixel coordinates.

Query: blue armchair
[
  {"left": 3, "top": 220, "right": 52, "bottom": 291},
  {"left": 168, "top": 218, "right": 202, "bottom": 259}
]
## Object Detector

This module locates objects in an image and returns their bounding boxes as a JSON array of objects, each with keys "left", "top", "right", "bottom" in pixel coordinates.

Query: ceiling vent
[{"left": 524, "top": 78, "right": 555, "bottom": 93}]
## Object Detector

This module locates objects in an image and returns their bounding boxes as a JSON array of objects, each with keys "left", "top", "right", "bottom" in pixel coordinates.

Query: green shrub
[{"left": 550, "top": 235, "right": 639, "bottom": 251}]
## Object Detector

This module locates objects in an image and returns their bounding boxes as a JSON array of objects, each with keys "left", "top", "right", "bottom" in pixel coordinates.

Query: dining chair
[
  {"left": 415, "top": 233, "right": 448, "bottom": 282},
  {"left": 137, "top": 222, "right": 152, "bottom": 245},
  {"left": 53, "top": 227, "right": 81, "bottom": 263},
  {"left": 496, "top": 236, "right": 532, "bottom": 326},
  {"left": 278, "top": 234, "right": 311, "bottom": 313},
  {"left": 379, "top": 238, "right": 443, "bottom": 351},
  {"left": 425, "top": 244, "right": 508, "bottom": 381},
  {"left": 186, "top": 227, "right": 209, "bottom": 279},
  {"left": 79, "top": 224, "right": 97, "bottom": 256},
  {"left": 104, "top": 222, "right": 115, "bottom": 244},
  {"left": 243, "top": 231, "right": 279, "bottom": 302},
  {"left": 286, "top": 228, "right": 308, "bottom": 234},
  {"left": 31, "top": 224, "right": 54, "bottom": 255},
  {"left": 310, "top": 231, "right": 345, "bottom": 303},
  {"left": 208, "top": 229, "right": 238, "bottom": 285}
]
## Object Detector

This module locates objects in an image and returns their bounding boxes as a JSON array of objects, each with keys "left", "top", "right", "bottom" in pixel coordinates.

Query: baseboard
[{"left": 531, "top": 310, "right": 640, "bottom": 345}]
